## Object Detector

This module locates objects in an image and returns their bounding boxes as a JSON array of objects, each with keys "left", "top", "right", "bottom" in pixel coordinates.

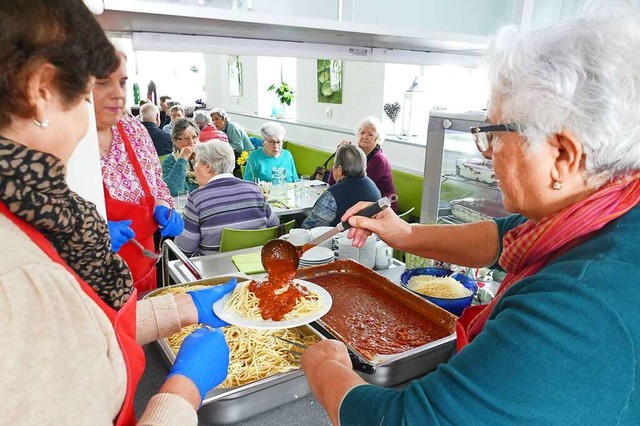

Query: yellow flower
[{"left": 237, "top": 150, "right": 249, "bottom": 166}]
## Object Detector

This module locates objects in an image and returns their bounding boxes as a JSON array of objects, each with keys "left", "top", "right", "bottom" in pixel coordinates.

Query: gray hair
[
  {"left": 261, "top": 122, "right": 286, "bottom": 140},
  {"left": 195, "top": 139, "right": 235, "bottom": 174},
  {"left": 355, "top": 116, "right": 384, "bottom": 145},
  {"left": 486, "top": 0, "right": 640, "bottom": 188},
  {"left": 193, "top": 111, "right": 212, "bottom": 127},
  {"left": 171, "top": 118, "right": 200, "bottom": 143},
  {"left": 139, "top": 103, "right": 159, "bottom": 122},
  {"left": 335, "top": 144, "right": 367, "bottom": 178},
  {"left": 210, "top": 107, "right": 227, "bottom": 121},
  {"left": 169, "top": 104, "right": 184, "bottom": 114}
]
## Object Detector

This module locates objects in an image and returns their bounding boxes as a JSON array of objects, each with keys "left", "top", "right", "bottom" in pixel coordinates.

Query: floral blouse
[{"left": 101, "top": 116, "right": 174, "bottom": 207}]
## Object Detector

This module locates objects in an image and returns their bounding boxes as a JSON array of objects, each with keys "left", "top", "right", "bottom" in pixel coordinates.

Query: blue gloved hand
[
  {"left": 153, "top": 205, "right": 184, "bottom": 237},
  {"left": 166, "top": 327, "right": 230, "bottom": 400},
  {"left": 187, "top": 278, "right": 238, "bottom": 328},
  {"left": 107, "top": 220, "right": 135, "bottom": 253}
]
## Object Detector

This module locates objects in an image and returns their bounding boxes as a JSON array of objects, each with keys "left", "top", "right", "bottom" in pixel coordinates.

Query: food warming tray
[
  {"left": 144, "top": 276, "right": 324, "bottom": 425},
  {"left": 296, "top": 259, "right": 457, "bottom": 387}
]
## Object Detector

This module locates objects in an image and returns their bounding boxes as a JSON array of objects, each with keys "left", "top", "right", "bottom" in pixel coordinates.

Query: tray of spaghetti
[
  {"left": 144, "top": 275, "right": 324, "bottom": 425},
  {"left": 295, "top": 259, "right": 457, "bottom": 387}
]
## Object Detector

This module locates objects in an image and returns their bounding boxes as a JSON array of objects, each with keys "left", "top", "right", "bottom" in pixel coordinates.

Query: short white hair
[
  {"left": 195, "top": 139, "right": 235, "bottom": 174},
  {"left": 261, "top": 122, "right": 286, "bottom": 140},
  {"left": 355, "top": 116, "right": 385, "bottom": 145},
  {"left": 139, "top": 103, "right": 159, "bottom": 122},
  {"left": 486, "top": 0, "right": 640, "bottom": 188},
  {"left": 210, "top": 107, "right": 227, "bottom": 121},
  {"left": 193, "top": 111, "right": 212, "bottom": 127}
]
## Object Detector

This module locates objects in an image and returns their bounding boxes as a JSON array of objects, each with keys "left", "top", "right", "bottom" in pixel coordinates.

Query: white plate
[
  {"left": 213, "top": 279, "right": 332, "bottom": 330},
  {"left": 309, "top": 226, "right": 335, "bottom": 239},
  {"left": 301, "top": 246, "right": 334, "bottom": 262}
]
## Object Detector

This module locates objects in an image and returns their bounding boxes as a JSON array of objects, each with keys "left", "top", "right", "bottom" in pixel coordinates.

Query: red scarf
[{"left": 463, "top": 172, "right": 640, "bottom": 343}]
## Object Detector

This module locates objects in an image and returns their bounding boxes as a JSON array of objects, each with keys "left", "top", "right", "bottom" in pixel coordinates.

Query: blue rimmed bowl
[{"left": 400, "top": 267, "right": 478, "bottom": 316}]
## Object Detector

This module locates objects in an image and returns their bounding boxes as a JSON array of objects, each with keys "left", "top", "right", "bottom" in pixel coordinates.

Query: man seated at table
[
  {"left": 302, "top": 145, "right": 380, "bottom": 229},
  {"left": 175, "top": 139, "right": 278, "bottom": 255},
  {"left": 243, "top": 122, "right": 298, "bottom": 183}
]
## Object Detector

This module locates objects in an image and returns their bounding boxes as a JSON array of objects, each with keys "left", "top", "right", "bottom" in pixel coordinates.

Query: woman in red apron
[
  {"left": 0, "top": 4, "right": 232, "bottom": 423},
  {"left": 94, "top": 55, "right": 183, "bottom": 293}
]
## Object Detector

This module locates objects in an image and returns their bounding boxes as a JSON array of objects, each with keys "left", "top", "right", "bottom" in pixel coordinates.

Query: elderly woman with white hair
[
  {"left": 175, "top": 139, "right": 278, "bottom": 255},
  {"left": 210, "top": 107, "right": 254, "bottom": 156},
  {"left": 302, "top": 1, "right": 640, "bottom": 424},
  {"left": 243, "top": 121, "right": 299, "bottom": 183},
  {"left": 329, "top": 116, "right": 397, "bottom": 211}
]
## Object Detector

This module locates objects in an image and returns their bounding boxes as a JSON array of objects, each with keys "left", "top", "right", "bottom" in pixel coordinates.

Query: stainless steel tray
[
  {"left": 296, "top": 259, "right": 457, "bottom": 386},
  {"left": 145, "top": 276, "right": 323, "bottom": 425}
]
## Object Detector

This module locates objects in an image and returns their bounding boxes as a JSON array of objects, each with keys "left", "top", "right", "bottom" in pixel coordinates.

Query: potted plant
[{"left": 267, "top": 81, "right": 295, "bottom": 117}]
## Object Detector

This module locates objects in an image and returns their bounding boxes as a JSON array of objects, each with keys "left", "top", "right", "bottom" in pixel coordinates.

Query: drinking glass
[
  {"left": 176, "top": 190, "right": 189, "bottom": 213},
  {"left": 299, "top": 175, "right": 310, "bottom": 198}
]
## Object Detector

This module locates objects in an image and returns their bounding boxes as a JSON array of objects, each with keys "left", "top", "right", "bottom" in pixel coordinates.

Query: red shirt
[{"left": 199, "top": 125, "right": 229, "bottom": 143}]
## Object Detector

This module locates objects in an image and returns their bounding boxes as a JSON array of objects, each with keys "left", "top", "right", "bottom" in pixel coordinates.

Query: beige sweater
[{"left": 0, "top": 214, "right": 196, "bottom": 425}]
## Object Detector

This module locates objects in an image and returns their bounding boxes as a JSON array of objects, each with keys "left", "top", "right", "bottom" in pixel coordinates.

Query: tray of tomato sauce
[{"left": 295, "top": 259, "right": 457, "bottom": 387}]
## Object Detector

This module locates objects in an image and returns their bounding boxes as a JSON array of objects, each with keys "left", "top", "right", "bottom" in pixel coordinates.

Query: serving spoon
[{"left": 261, "top": 195, "right": 397, "bottom": 275}]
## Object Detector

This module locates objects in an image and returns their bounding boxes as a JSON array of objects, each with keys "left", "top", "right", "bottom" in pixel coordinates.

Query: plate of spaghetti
[{"left": 213, "top": 278, "right": 332, "bottom": 329}]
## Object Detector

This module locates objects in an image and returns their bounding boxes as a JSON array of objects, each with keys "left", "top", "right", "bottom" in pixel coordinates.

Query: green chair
[
  {"left": 219, "top": 220, "right": 295, "bottom": 252},
  {"left": 398, "top": 206, "right": 415, "bottom": 222}
]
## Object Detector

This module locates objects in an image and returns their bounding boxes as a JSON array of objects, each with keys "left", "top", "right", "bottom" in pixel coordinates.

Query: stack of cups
[
  {"left": 358, "top": 235, "right": 377, "bottom": 268},
  {"left": 336, "top": 237, "right": 359, "bottom": 261},
  {"left": 375, "top": 241, "right": 394, "bottom": 270}
]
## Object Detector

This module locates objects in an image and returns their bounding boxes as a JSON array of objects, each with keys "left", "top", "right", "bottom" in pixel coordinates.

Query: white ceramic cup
[
  {"left": 289, "top": 229, "right": 311, "bottom": 245},
  {"left": 375, "top": 255, "right": 393, "bottom": 270},
  {"left": 375, "top": 241, "right": 393, "bottom": 259},
  {"left": 358, "top": 235, "right": 377, "bottom": 268}
]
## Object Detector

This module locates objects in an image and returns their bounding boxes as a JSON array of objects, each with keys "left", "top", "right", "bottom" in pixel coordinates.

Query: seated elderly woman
[
  {"left": 302, "top": 145, "right": 380, "bottom": 229},
  {"left": 162, "top": 103, "right": 184, "bottom": 134},
  {"left": 301, "top": 2, "right": 640, "bottom": 425},
  {"left": 175, "top": 139, "right": 279, "bottom": 255},
  {"left": 193, "top": 111, "right": 229, "bottom": 143},
  {"left": 329, "top": 116, "right": 397, "bottom": 211},
  {"left": 162, "top": 118, "right": 200, "bottom": 195},
  {"left": 243, "top": 122, "right": 299, "bottom": 183}
]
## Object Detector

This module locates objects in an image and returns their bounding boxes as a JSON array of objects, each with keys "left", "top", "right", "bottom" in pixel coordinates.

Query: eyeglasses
[
  {"left": 177, "top": 135, "right": 198, "bottom": 142},
  {"left": 470, "top": 123, "right": 519, "bottom": 153},
  {"left": 264, "top": 138, "right": 283, "bottom": 145}
]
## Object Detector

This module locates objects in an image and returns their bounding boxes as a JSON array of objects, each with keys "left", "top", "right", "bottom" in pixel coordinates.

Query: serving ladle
[{"left": 261, "top": 195, "right": 398, "bottom": 275}]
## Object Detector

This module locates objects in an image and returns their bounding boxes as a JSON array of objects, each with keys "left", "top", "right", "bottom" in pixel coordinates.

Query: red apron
[
  {"left": 455, "top": 305, "right": 485, "bottom": 352},
  {"left": 0, "top": 202, "right": 145, "bottom": 426},
  {"left": 104, "top": 122, "right": 159, "bottom": 293}
]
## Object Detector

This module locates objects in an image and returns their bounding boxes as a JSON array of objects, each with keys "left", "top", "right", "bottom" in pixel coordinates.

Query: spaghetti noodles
[
  {"left": 153, "top": 284, "right": 319, "bottom": 388},
  {"left": 223, "top": 280, "right": 322, "bottom": 321}
]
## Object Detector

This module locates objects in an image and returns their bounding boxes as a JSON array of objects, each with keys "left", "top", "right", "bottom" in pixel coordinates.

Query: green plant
[{"left": 267, "top": 81, "right": 295, "bottom": 106}]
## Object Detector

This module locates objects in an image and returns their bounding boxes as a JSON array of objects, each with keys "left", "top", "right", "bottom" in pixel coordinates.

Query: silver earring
[
  {"left": 34, "top": 118, "right": 49, "bottom": 129},
  {"left": 553, "top": 178, "right": 563, "bottom": 190}
]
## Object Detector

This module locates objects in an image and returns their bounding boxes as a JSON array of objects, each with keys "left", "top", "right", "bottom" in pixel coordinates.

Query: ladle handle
[{"left": 338, "top": 195, "right": 397, "bottom": 231}]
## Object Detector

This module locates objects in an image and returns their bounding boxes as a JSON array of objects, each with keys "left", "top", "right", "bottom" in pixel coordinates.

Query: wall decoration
[
  {"left": 317, "top": 59, "right": 342, "bottom": 104},
  {"left": 228, "top": 56, "right": 243, "bottom": 97}
]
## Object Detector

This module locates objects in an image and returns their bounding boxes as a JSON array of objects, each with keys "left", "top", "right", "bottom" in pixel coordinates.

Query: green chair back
[
  {"left": 219, "top": 219, "right": 295, "bottom": 252},
  {"left": 398, "top": 206, "right": 415, "bottom": 221}
]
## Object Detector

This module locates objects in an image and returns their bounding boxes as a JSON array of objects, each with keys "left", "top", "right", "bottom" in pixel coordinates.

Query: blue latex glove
[
  {"left": 153, "top": 205, "right": 184, "bottom": 237},
  {"left": 166, "top": 327, "right": 230, "bottom": 400},
  {"left": 187, "top": 278, "right": 238, "bottom": 328},
  {"left": 107, "top": 220, "right": 135, "bottom": 253}
]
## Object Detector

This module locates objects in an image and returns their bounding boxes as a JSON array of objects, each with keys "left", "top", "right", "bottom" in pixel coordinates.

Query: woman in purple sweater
[
  {"left": 329, "top": 116, "right": 398, "bottom": 211},
  {"left": 175, "top": 139, "right": 278, "bottom": 255}
]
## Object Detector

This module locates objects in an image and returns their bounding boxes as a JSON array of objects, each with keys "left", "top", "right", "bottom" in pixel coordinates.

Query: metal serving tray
[
  {"left": 296, "top": 259, "right": 457, "bottom": 387},
  {"left": 144, "top": 276, "right": 323, "bottom": 425}
]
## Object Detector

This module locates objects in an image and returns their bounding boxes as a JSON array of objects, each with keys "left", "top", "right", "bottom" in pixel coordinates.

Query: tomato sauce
[
  {"left": 312, "top": 273, "right": 449, "bottom": 359},
  {"left": 253, "top": 242, "right": 307, "bottom": 321}
]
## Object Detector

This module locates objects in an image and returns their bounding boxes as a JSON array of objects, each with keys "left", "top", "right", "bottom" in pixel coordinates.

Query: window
[{"left": 257, "top": 56, "right": 297, "bottom": 119}]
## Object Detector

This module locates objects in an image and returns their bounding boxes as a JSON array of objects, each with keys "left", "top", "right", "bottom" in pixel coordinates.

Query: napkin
[{"left": 231, "top": 252, "right": 266, "bottom": 274}]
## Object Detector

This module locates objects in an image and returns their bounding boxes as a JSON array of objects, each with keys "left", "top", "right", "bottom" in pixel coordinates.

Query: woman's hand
[
  {"left": 165, "top": 328, "right": 229, "bottom": 401},
  {"left": 302, "top": 339, "right": 365, "bottom": 425},
  {"left": 153, "top": 205, "right": 185, "bottom": 237},
  {"left": 107, "top": 220, "right": 135, "bottom": 253},
  {"left": 341, "top": 201, "right": 412, "bottom": 249},
  {"left": 187, "top": 278, "right": 237, "bottom": 328},
  {"left": 179, "top": 145, "right": 195, "bottom": 160}
]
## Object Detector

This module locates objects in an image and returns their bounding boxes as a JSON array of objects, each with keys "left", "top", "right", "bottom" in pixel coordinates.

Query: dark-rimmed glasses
[
  {"left": 177, "top": 134, "right": 198, "bottom": 142},
  {"left": 470, "top": 123, "right": 519, "bottom": 153},
  {"left": 264, "top": 138, "right": 283, "bottom": 145}
]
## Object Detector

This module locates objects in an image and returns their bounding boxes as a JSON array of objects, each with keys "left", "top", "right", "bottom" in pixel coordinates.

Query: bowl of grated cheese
[{"left": 400, "top": 267, "right": 478, "bottom": 316}]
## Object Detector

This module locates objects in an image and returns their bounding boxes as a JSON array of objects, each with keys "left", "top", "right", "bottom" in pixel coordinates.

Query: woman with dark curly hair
[{"left": 0, "top": 1, "right": 234, "bottom": 424}]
